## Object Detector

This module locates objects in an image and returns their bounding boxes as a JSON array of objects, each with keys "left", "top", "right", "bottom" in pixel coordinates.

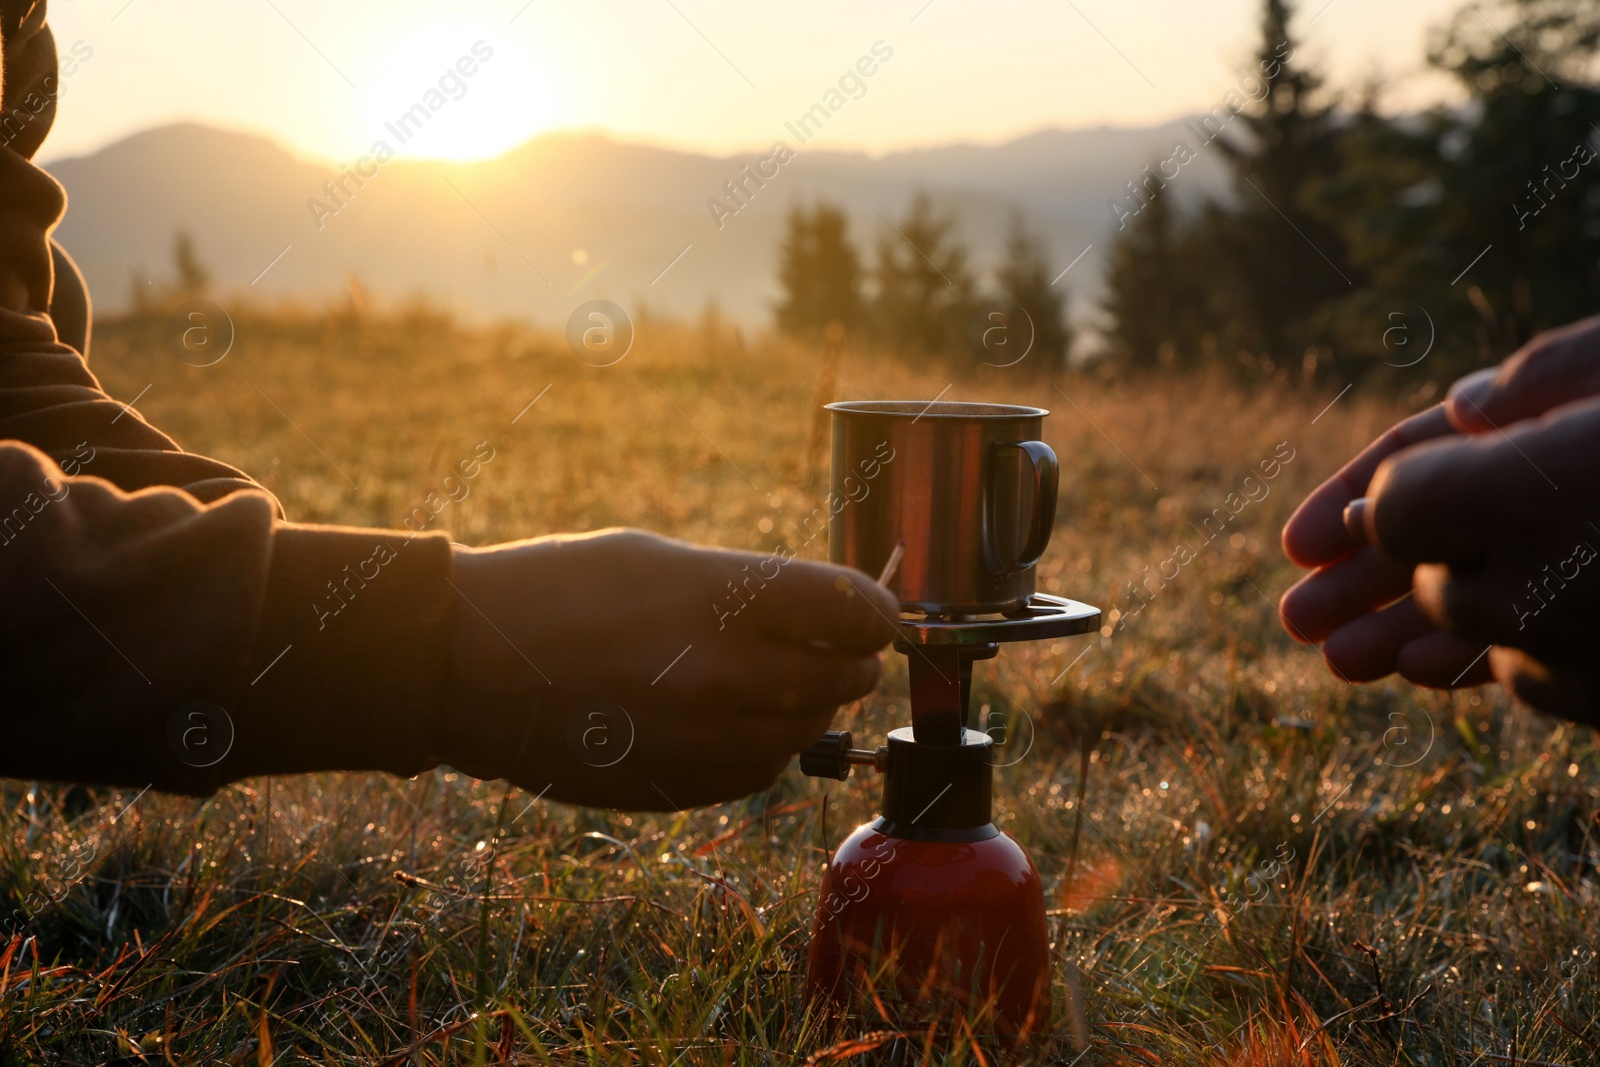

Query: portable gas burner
[{"left": 799, "top": 400, "right": 1101, "bottom": 1040}]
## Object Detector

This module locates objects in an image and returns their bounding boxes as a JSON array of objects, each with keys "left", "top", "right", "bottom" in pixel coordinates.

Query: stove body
[{"left": 801, "top": 606, "right": 1099, "bottom": 1040}]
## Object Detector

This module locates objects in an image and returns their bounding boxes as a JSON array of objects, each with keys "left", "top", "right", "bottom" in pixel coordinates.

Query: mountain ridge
[{"left": 43, "top": 120, "right": 1231, "bottom": 328}]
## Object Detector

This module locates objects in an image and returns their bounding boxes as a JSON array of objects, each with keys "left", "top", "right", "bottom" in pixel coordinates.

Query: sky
[{"left": 38, "top": 0, "right": 1469, "bottom": 166}]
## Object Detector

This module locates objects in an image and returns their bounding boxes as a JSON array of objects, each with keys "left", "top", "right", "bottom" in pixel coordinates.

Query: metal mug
[{"left": 826, "top": 400, "right": 1059, "bottom": 615}]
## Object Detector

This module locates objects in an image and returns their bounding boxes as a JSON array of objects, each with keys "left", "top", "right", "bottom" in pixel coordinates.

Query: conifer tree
[
  {"left": 775, "top": 203, "right": 863, "bottom": 338},
  {"left": 870, "top": 192, "right": 977, "bottom": 356}
]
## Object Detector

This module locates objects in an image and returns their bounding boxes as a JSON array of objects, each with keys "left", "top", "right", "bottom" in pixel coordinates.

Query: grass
[{"left": 1, "top": 299, "right": 1596, "bottom": 1064}]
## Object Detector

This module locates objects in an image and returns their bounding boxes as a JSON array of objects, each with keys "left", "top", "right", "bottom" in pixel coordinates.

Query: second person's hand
[
  {"left": 1280, "top": 315, "right": 1600, "bottom": 691},
  {"left": 1354, "top": 398, "right": 1600, "bottom": 725}
]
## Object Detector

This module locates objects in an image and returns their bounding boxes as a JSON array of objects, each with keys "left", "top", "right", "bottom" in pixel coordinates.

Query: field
[{"left": 1, "top": 302, "right": 1596, "bottom": 1065}]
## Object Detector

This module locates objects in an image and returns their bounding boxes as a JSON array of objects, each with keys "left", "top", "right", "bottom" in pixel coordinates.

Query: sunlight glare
[{"left": 352, "top": 17, "right": 565, "bottom": 163}]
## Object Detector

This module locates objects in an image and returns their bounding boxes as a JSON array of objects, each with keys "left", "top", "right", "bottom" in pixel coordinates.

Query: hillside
[{"left": 42, "top": 121, "right": 1228, "bottom": 329}]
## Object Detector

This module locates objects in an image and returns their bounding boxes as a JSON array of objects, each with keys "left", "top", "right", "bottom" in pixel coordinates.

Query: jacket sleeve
[{"left": 0, "top": 443, "right": 456, "bottom": 794}]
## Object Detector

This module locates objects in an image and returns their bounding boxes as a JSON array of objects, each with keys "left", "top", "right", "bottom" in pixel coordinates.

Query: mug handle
[{"left": 985, "top": 440, "right": 1059, "bottom": 575}]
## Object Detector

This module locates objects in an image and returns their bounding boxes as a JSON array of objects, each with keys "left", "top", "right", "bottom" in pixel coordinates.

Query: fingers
[
  {"left": 1411, "top": 561, "right": 1533, "bottom": 647},
  {"left": 738, "top": 557, "right": 900, "bottom": 651},
  {"left": 673, "top": 633, "right": 880, "bottom": 722},
  {"left": 1321, "top": 594, "right": 1436, "bottom": 683},
  {"left": 734, "top": 641, "right": 883, "bottom": 714},
  {"left": 1489, "top": 647, "right": 1600, "bottom": 728},
  {"left": 1279, "top": 547, "right": 1416, "bottom": 643},
  {"left": 1282, "top": 404, "right": 1457, "bottom": 568},
  {"left": 1395, "top": 631, "right": 1494, "bottom": 689},
  {"left": 1447, "top": 314, "right": 1600, "bottom": 433},
  {"left": 1366, "top": 431, "right": 1544, "bottom": 566},
  {"left": 1411, "top": 555, "right": 1599, "bottom": 666}
]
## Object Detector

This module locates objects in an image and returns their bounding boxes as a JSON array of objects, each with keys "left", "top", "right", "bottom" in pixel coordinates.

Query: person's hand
[
  {"left": 1354, "top": 398, "right": 1600, "bottom": 725},
  {"left": 1278, "top": 403, "right": 1478, "bottom": 685},
  {"left": 433, "top": 528, "right": 899, "bottom": 810},
  {"left": 1280, "top": 314, "right": 1600, "bottom": 724}
]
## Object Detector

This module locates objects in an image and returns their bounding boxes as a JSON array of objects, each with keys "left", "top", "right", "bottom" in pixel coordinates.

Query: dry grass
[{"left": 1, "top": 302, "right": 1596, "bottom": 1064}]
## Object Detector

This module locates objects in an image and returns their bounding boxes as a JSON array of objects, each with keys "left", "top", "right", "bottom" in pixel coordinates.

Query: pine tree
[
  {"left": 995, "top": 214, "right": 1072, "bottom": 369},
  {"left": 1209, "top": 0, "right": 1358, "bottom": 364},
  {"left": 870, "top": 192, "right": 977, "bottom": 356},
  {"left": 1103, "top": 183, "right": 1213, "bottom": 369},
  {"left": 774, "top": 203, "right": 863, "bottom": 338}
]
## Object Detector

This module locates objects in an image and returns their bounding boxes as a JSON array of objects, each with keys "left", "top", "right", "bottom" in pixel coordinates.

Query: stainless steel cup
[{"left": 826, "top": 400, "right": 1059, "bottom": 615}]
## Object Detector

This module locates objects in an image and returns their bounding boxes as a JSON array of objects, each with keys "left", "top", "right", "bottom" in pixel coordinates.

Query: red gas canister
[{"left": 802, "top": 727, "right": 1051, "bottom": 1041}]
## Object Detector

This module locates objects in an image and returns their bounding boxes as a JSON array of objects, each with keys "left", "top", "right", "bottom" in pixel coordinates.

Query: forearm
[{"left": 0, "top": 442, "right": 454, "bottom": 794}]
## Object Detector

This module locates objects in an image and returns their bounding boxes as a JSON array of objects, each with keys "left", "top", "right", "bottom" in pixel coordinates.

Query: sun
[{"left": 352, "top": 17, "right": 567, "bottom": 163}]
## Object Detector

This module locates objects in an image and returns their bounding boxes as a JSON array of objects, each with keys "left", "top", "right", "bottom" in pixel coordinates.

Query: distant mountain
[{"left": 43, "top": 120, "right": 1228, "bottom": 331}]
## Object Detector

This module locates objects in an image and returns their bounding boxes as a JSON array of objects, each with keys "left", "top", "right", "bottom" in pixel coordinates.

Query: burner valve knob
[{"left": 799, "top": 731, "right": 886, "bottom": 780}]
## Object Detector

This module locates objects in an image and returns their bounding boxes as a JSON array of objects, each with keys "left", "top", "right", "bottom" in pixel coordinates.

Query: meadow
[{"left": 1, "top": 300, "right": 1595, "bottom": 1065}]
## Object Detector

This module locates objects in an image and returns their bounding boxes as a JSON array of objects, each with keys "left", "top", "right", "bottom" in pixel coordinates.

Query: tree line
[
  {"left": 774, "top": 196, "right": 1072, "bottom": 369},
  {"left": 776, "top": 0, "right": 1600, "bottom": 382}
]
